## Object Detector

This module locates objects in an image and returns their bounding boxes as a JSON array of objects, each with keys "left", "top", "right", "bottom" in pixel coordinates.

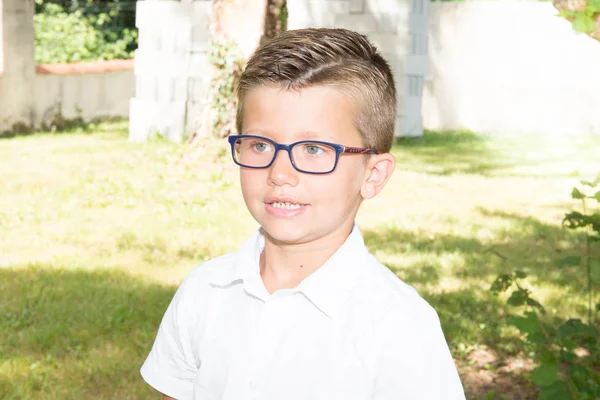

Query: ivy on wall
[
  {"left": 205, "top": 38, "right": 245, "bottom": 139},
  {"left": 189, "top": 0, "right": 288, "bottom": 143}
]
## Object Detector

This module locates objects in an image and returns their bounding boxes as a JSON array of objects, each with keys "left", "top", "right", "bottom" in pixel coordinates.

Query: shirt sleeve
[
  {"left": 140, "top": 276, "right": 198, "bottom": 400},
  {"left": 372, "top": 300, "right": 466, "bottom": 400}
]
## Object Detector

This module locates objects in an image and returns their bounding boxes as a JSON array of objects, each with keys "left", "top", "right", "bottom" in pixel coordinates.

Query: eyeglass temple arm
[{"left": 342, "top": 146, "right": 380, "bottom": 155}]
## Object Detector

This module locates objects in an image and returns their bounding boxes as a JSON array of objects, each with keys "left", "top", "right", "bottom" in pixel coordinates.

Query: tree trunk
[{"left": 260, "top": 0, "right": 287, "bottom": 46}]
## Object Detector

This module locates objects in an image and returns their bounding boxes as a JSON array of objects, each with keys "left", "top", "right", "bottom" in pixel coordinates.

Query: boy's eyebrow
[
  {"left": 298, "top": 131, "right": 338, "bottom": 142},
  {"left": 241, "top": 127, "right": 266, "bottom": 135},
  {"left": 241, "top": 129, "right": 339, "bottom": 143}
]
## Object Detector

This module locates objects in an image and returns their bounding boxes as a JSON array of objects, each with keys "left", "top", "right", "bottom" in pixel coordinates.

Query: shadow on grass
[
  {"left": 364, "top": 225, "right": 519, "bottom": 351},
  {"left": 393, "top": 130, "right": 515, "bottom": 176},
  {"left": 362, "top": 214, "right": 591, "bottom": 398},
  {"left": 361, "top": 209, "right": 591, "bottom": 346},
  {"left": 0, "top": 265, "right": 175, "bottom": 399},
  {"left": 364, "top": 209, "right": 588, "bottom": 291}
]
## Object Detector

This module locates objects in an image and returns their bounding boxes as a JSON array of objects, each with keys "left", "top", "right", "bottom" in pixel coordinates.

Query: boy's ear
[{"left": 360, "top": 153, "right": 396, "bottom": 199}]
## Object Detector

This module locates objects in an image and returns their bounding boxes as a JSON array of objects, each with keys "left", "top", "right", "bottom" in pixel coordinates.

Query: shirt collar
[
  {"left": 209, "top": 229, "right": 264, "bottom": 293},
  {"left": 209, "top": 225, "right": 368, "bottom": 318},
  {"left": 296, "top": 226, "right": 367, "bottom": 318}
]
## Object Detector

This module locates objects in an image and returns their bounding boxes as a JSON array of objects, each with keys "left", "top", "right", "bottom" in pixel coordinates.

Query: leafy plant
[
  {"left": 204, "top": 38, "right": 245, "bottom": 139},
  {"left": 491, "top": 174, "right": 600, "bottom": 399},
  {"left": 555, "top": 0, "right": 600, "bottom": 41},
  {"left": 34, "top": 0, "right": 137, "bottom": 64}
]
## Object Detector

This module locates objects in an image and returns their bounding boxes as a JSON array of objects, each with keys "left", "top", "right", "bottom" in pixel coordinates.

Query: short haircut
[{"left": 236, "top": 28, "right": 397, "bottom": 153}]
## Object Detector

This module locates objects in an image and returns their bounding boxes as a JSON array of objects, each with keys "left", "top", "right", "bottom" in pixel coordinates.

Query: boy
[{"left": 141, "top": 28, "right": 465, "bottom": 399}]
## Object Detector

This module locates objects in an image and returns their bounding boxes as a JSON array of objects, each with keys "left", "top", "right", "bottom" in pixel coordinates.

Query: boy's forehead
[
  {"left": 241, "top": 85, "right": 363, "bottom": 144},
  {"left": 243, "top": 83, "right": 355, "bottom": 103}
]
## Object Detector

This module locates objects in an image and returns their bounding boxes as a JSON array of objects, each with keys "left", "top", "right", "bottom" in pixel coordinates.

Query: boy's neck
[{"left": 259, "top": 226, "right": 353, "bottom": 294}]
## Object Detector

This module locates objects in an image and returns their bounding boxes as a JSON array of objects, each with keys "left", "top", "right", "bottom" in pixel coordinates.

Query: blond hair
[{"left": 236, "top": 28, "right": 397, "bottom": 153}]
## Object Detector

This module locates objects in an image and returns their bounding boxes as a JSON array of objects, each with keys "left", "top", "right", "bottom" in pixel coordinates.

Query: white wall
[
  {"left": 129, "top": 0, "right": 266, "bottom": 143},
  {"left": 0, "top": 0, "right": 36, "bottom": 132},
  {"left": 34, "top": 69, "right": 134, "bottom": 127},
  {"left": 129, "top": 0, "right": 212, "bottom": 143},
  {"left": 0, "top": 0, "right": 133, "bottom": 133},
  {"left": 3, "top": 0, "right": 599, "bottom": 136},
  {"left": 424, "top": 2, "right": 600, "bottom": 136},
  {"left": 288, "top": 0, "right": 430, "bottom": 137}
]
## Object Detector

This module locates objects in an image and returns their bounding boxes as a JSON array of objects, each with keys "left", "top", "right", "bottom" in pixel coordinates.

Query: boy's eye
[
  {"left": 304, "top": 144, "right": 326, "bottom": 155},
  {"left": 251, "top": 141, "right": 272, "bottom": 152}
]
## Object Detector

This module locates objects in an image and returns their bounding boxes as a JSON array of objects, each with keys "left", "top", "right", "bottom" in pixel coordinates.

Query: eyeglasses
[{"left": 228, "top": 135, "right": 379, "bottom": 174}]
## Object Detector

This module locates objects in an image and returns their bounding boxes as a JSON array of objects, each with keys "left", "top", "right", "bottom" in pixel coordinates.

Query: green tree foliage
[
  {"left": 34, "top": 0, "right": 137, "bottom": 64},
  {"left": 35, "top": 0, "right": 137, "bottom": 31}
]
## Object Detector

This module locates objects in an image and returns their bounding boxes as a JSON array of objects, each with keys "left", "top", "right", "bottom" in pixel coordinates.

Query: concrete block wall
[
  {"left": 129, "top": 0, "right": 212, "bottom": 143},
  {"left": 423, "top": 2, "right": 600, "bottom": 137},
  {"left": 287, "top": 0, "right": 429, "bottom": 137},
  {"left": 34, "top": 62, "right": 135, "bottom": 126},
  {"left": 0, "top": 0, "right": 36, "bottom": 133},
  {"left": 0, "top": 0, "right": 133, "bottom": 132}
]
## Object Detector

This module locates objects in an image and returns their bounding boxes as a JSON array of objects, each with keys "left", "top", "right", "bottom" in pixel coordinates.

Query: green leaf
[
  {"left": 593, "top": 191, "right": 600, "bottom": 202},
  {"left": 531, "top": 363, "right": 559, "bottom": 387},
  {"left": 566, "top": 364, "right": 592, "bottom": 383},
  {"left": 526, "top": 297, "right": 546, "bottom": 314},
  {"left": 559, "top": 10, "right": 578, "bottom": 18},
  {"left": 514, "top": 270, "right": 527, "bottom": 279},
  {"left": 573, "top": 13, "right": 596, "bottom": 34},
  {"left": 558, "top": 318, "right": 589, "bottom": 338},
  {"left": 558, "top": 255, "right": 581, "bottom": 267},
  {"left": 571, "top": 187, "right": 586, "bottom": 199},
  {"left": 507, "top": 289, "right": 529, "bottom": 306},
  {"left": 507, "top": 288, "right": 541, "bottom": 311},
  {"left": 592, "top": 259, "right": 600, "bottom": 272},
  {"left": 538, "top": 349, "right": 556, "bottom": 364},
  {"left": 490, "top": 274, "right": 512, "bottom": 293},
  {"left": 561, "top": 337, "right": 578, "bottom": 351},
  {"left": 508, "top": 312, "right": 539, "bottom": 335},
  {"left": 563, "top": 211, "right": 586, "bottom": 229},
  {"left": 596, "top": 302, "right": 600, "bottom": 311},
  {"left": 587, "top": 0, "right": 600, "bottom": 13},
  {"left": 539, "top": 379, "right": 571, "bottom": 400}
]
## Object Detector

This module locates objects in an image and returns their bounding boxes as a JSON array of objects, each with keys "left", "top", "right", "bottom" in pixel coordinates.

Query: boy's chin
[{"left": 260, "top": 221, "right": 314, "bottom": 245}]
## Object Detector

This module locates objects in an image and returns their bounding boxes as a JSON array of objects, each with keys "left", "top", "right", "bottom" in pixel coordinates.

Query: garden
[
  {"left": 1, "top": 122, "right": 598, "bottom": 398},
  {"left": 1, "top": 0, "right": 599, "bottom": 398}
]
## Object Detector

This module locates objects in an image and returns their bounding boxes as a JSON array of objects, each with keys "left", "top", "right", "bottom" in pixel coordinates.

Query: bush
[
  {"left": 491, "top": 174, "right": 600, "bottom": 399},
  {"left": 34, "top": 1, "right": 137, "bottom": 64}
]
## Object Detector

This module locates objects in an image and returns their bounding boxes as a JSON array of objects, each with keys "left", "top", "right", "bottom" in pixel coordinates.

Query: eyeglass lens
[{"left": 233, "top": 137, "right": 337, "bottom": 173}]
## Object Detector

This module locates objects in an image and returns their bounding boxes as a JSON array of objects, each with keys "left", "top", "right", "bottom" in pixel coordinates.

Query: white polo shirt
[{"left": 141, "top": 226, "right": 465, "bottom": 400}]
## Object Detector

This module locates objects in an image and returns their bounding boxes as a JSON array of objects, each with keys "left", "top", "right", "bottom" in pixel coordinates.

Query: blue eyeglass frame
[{"left": 227, "top": 134, "right": 379, "bottom": 175}]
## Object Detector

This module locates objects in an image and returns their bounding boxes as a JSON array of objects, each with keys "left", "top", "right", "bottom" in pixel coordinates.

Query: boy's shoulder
[
  {"left": 353, "top": 253, "right": 439, "bottom": 323},
  {"left": 181, "top": 252, "right": 239, "bottom": 288}
]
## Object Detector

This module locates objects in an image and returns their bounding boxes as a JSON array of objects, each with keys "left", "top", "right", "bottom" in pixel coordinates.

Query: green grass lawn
[{"left": 1, "top": 122, "right": 599, "bottom": 399}]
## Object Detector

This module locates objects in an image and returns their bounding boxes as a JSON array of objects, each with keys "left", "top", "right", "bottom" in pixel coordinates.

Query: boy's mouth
[
  {"left": 270, "top": 201, "right": 304, "bottom": 210},
  {"left": 264, "top": 197, "right": 309, "bottom": 217}
]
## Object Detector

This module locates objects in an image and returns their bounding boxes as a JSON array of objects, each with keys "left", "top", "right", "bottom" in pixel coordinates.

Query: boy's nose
[{"left": 268, "top": 149, "right": 299, "bottom": 186}]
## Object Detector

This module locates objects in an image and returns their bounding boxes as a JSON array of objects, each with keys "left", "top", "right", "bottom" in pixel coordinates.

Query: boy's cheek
[{"left": 239, "top": 170, "right": 264, "bottom": 192}]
